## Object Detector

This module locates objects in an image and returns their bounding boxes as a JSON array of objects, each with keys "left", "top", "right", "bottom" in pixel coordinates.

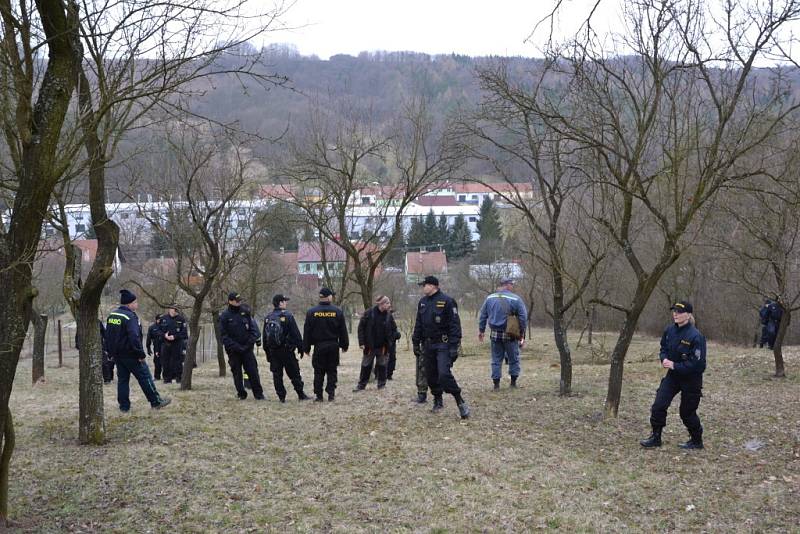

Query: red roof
[
  {"left": 259, "top": 184, "right": 295, "bottom": 199},
  {"left": 405, "top": 251, "right": 447, "bottom": 275},
  {"left": 414, "top": 195, "right": 460, "bottom": 207},
  {"left": 297, "top": 241, "right": 347, "bottom": 263},
  {"left": 452, "top": 182, "right": 534, "bottom": 194}
]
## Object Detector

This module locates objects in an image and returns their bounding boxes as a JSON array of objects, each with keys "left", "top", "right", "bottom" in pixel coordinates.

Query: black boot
[
  {"left": 298, "top": 392, "right": 310, "bottom": 401},
  {"left": 679, "top": 434, "right": 704, "bottom": 449},
  {"left": 510, "top": 376, "right": 518, "bottom": 388},
  {"left": 492, "top": 379, "right": 500, "bottom": 391},
  {"left": 432, "top": 396, "right": 444, "bottom": 413},
  {"left": 457, "top": 401, "right": 470, "bottom": 419},
  {"left": 314, "top": 394, "right": 323, "bottom": 402},
  {"left": 415, "top": 392, "right": 427, "bottom": 404},
  {"left": 640, "top": 430, "right": 662, "bottom": 448},
  {"left": 328, "top": 392, "right": 335, "bottom": 402},
  {"left": 354, "top": 366, "right": 371, "bottom": 391}
]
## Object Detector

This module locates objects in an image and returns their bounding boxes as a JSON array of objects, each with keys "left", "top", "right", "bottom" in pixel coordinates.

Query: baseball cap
[
  {"left": 227, "top": 292, "right": 242, "bottom": 301},
  {"left": 272, "top": 294, "right": 290, "bottom": 307},
  {"left": 417, "top": 275, "right": 439, "bottom": 286},
  {"left": 670, "top": 301, "right": 693, "bottom": 314},
  {"left": 319, "top": 287, "right": 335, "bottom": 297}
]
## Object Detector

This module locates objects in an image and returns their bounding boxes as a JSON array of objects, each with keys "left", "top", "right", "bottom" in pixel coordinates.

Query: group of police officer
[{"left": 104, "top": 275, "right": 712, "bottom": 443}]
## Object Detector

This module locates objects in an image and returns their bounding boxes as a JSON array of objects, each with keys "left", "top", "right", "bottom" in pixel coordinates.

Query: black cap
[
  {"left": 319, "top": 287, "right": 335, "bottom": 297},
  {"left": 670, "top": 301, "right": 693, "bottom": 314},
  {"left": 227, "top": 292, "right": 242, "bottom": 302},
  {"left": 272, "top": 294, "right": 290, "bottom": 307},
  {"left": 120, "top": 289, "right": 137, "bottom": 305},
  {"left": 418, "top": 275, "right": 439, "bottom": 287}
]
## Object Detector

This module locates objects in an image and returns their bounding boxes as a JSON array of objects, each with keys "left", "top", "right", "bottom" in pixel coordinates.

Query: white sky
[{"left": 267, "top": 0, "right": 620, "bottom": 59}]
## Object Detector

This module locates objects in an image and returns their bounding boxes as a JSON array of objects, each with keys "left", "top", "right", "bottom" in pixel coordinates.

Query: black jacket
[
  {"left": 659, "top": 322, "right": 706, "bottom": 376},
  {"left": 263, "top": 308, "right": 303, "bottom": 354},
  {"left": 146, "top": 322, "right": 162, "bottom": 355},
  {"left": 357, "top": 305, "right": 397, "bottom": 350},
  {"left": 219, "top": 304, "right": 260, "bottom": 354},
  {"left": 105, "top": 306, "right": 145, "bottom": 359},
  {"left": 158, "top": 313, "right": 188, "bottom": 345},
  {"left": 303, "top": 302, "right": 349, "bottom": 353},
  {"left": 412, "top": 289, "right": 462, "bottom": 347}
]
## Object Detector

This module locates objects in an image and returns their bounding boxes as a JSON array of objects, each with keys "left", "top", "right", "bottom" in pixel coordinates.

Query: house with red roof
[{"left": 404, "top": 250, "right": 448, "bottom": 284}]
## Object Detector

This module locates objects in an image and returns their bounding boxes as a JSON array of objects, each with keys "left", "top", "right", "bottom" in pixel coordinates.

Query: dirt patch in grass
[{"left": 6, "top": 330, "right": 800, "bottom": 532}]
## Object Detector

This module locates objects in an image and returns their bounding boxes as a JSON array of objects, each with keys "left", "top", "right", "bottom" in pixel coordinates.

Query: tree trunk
[
  {"left": 588, "top": 307, "right": 595, "bottom": 346},
  {"left": 0, "top": 410, "right": 15, "bottom": 526},
  {"left": 76, "top": 312, "right": 105, "bottom": 444},
  {"left": 0, "top": 0, "right": 82, "bottom": 517},
  {"left": 181, "top": 298, "right": 206, "bottom": 390},
  {"left": 603, "top": 313, "right": 640, "bottom": 418},
  {"left": 211, "top": 310, "right": 226, "bottom": 377},
  {"left": 772, "top": 307, "right": 789, "bottom": 378},
  {"left": 553, "top": 316, "right": 572, "bottom": 397},
  {"left": 32, "top": 314, "right": 48, "bottom": 384}
]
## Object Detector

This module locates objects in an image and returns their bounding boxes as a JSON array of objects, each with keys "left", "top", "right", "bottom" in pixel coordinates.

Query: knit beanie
[{"left": 120, "top": 289, "right": 137, "bottom": 305}]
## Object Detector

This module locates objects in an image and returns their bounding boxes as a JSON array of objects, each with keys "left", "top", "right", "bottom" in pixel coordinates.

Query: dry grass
[{"left": 5, "top": 329, "right": 800, "bottom": 533}]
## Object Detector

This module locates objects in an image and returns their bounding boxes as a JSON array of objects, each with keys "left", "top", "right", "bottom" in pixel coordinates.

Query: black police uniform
[
  {"left": 263, "top": 308, "right": 307, "bottom": 401},
  {"left": 146, "top": 319, "right": 163, "bottom": 380},
  {"left": 759, "top": 300, "right": 783, "bottom": 349},
  {"left": 159, "top": 312, "right": 188, "bottom": 383},
  {"left": 105, "top": 306, "right": 164, "bottom": 410},
  {"left": 219, "top": 304, "right": 265, "bottom": 399},
  {"left": 412, "top": 289, "right": 464, "bottom": 403},
  {"left": 649, "top": 322, "right": 707, "bottom": 441},
  {"left": 303, "top": 302, "right": 349, "bottom": 400}
]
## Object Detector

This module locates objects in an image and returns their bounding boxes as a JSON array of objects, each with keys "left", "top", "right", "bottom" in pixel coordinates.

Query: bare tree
[
  {"left": 0, "top": 0, "right": 82, "bottom": 523},
  {"left": 710, "top": 148, "right": 800, "bottom": 377},
  {"left": 279, "top": 96, "right": 464, "bottom": 310},
  {"left": 132, "top": 126, "right": 258, "bottom": 390},
  {"left": 461, "top": 61, "right": 607, "bottom": 396}
]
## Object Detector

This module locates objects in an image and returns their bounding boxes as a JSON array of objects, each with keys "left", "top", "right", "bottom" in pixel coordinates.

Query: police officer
[
  {"left": 759, "top": 298, "right": 783, "bottom": 350},
  {"left": 303, "top": 287, "right": 348, "bottom": 402},
  {"left": 219, "top": 292, "right": 266, "bottom": 400},
  {"left": 412, "top": 276, "right": 470, "bottom": 419},
  {"left": 159, "top": 305, "right": 188, "bottom": 383},
  {"left": 146, "top": 314, "right": 163, "bottom": 380},
  {"left": 263, "top": 294, "right": 310, "bottom": 402},
  {"left": 105, "top": 289, "right": 171, "bottom": 411},
  {"left": 641, "top": 301, "right": 706, "bottom": 450}
]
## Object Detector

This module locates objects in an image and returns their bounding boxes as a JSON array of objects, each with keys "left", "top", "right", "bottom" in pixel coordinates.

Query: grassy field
[{"left": 4, "top": 329, "right": 799, "bottom": 533}]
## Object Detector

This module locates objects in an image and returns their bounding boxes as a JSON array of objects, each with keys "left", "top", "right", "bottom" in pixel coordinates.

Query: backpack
[
  {"left": 263, "top": 313, "right": 286, "bottom": 349},
  {"left": 498, "top": 295, "right": 521, "bottom": 340}
]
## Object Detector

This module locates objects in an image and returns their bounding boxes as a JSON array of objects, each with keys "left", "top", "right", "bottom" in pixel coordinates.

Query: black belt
[{"left": 424, "top": 335, "right": 448, "bottom": 343}]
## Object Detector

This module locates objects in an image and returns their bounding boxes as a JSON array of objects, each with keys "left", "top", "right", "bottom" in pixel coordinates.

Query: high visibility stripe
[
  {"left": 488, "top": 293, "right": 520, "bottom": 301},
  {"left": 109, "top": 312, "right": 130, "bottom": 320}
]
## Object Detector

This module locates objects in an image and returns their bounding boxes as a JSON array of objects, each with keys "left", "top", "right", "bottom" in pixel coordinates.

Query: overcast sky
[{"left": 266, "top": 0, "right": 619, "bottom": 59}]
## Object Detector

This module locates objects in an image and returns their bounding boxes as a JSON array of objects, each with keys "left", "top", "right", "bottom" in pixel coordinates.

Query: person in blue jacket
[
  {"left": 641, "top": 301, "right": 706, "bottom": 450},
  {"left": 478, "top": 278, "right": 529, "bottom": 390},
  {"left": 105, "top": 289, "right": 171, "bottom": 412}
]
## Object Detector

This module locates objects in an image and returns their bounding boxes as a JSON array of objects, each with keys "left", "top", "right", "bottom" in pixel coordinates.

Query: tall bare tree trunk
[
  {"left": 211, "top": 310, "right": 226, "bottom": 377},
  {"left": 0, "top": 409, "right": 14, "bottom": 527},
  {"left": 181, "top": 296, "right": 208, "bottom": 390},
  {"left": 772, "top": 307, "right": 789, "bottom": 378},
  {"left": 32, "top": 314, "right": 48, "bottom": 384}
]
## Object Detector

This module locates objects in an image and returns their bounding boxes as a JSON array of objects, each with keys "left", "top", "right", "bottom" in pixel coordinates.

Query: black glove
[
  {"left": 394, "top": 332, "right": 402, "bottom": 340},
  {"left": 449, "top": 345, "right": 460, "bottom": 362},
  {"left": 413, "top": 344, "right": 422, "bottom": 357}
]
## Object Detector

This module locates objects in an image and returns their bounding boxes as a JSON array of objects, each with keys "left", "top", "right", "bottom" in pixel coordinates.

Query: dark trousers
[
  {"left": 228, "top": 349, "right": 264, "bottom": 399},
  {"left": 161, "top": 341, "right": 183, "bottom": 382},
  {"left": 269, "top": 348, "right": 305, "bottom": 400},
  {"left": 650, "top": 372, "right": 703, "bottom": 437},
  {"left": 153, "top": 353, "right": 162, "bottom": 380},
  {"left": 424, "top": 343, "right": 461, "bottom": 398},
  {"left": 116, "top": 357, "right": 161, "bottom": 410},
  {"left": 387, "top": 342, "right": 397, "bottom": 379},
  {"left": 102, "top": 353, "right": 114, "bottom": 382},
  {"left": 312, "top": 345, "right": 339, "bottom": 396},
  {"left": 359, "top": 347, "right": 388, "bottom": 388}
]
